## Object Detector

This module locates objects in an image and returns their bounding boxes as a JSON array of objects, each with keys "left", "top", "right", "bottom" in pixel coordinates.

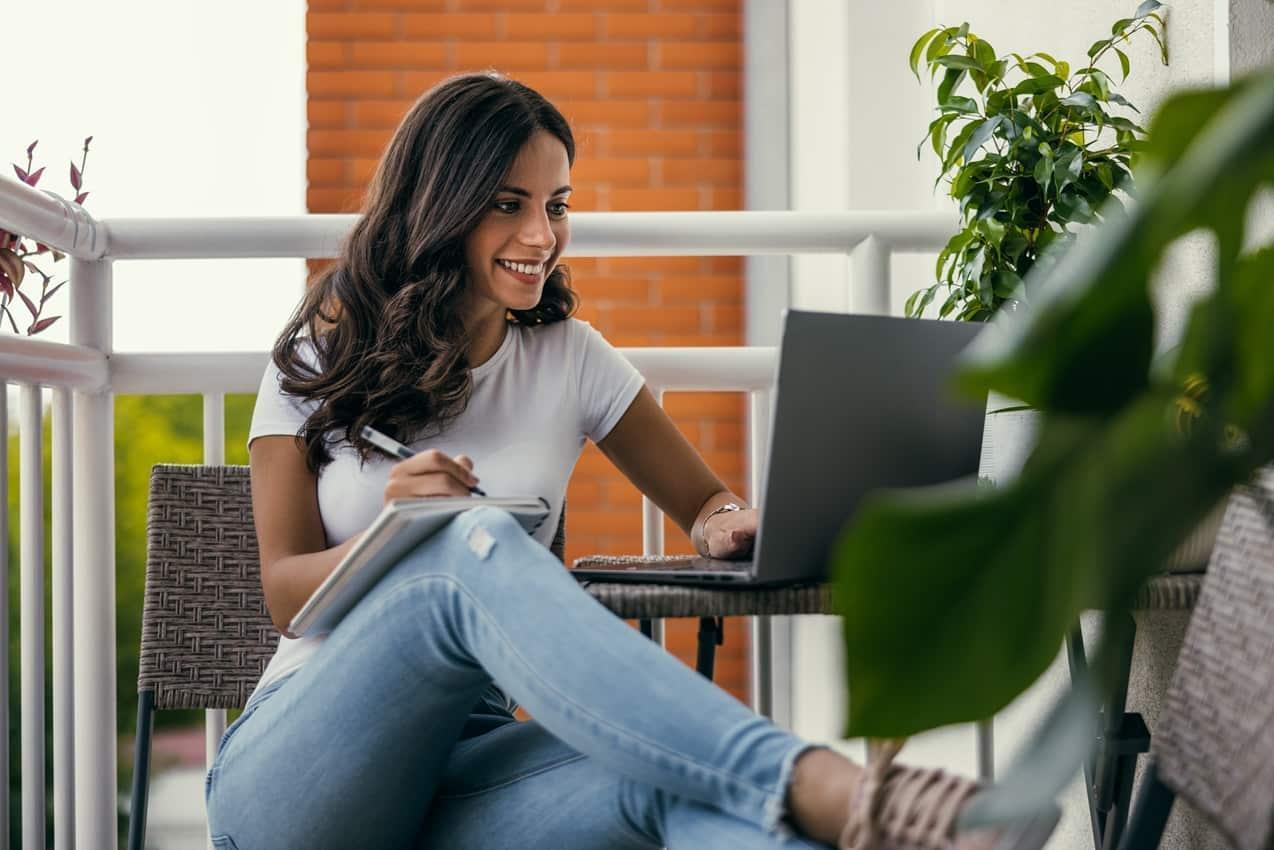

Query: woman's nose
[{"left": 520, "top": 211, "right": 554, "bottom": 249}]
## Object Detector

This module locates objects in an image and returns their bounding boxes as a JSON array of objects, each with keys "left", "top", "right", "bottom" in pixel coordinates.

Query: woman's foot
[{"left": 786, "top": 744, "right": 1060, "bottom": 850}]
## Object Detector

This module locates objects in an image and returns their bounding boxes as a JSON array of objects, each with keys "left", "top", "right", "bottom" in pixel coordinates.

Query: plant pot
[{"left": 977, "top": 390, "right": 1041, "bottom": 488}]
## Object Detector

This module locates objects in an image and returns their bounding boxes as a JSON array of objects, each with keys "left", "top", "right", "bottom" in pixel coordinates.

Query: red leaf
[
  {"left": 16, "top": 288, "right": 38, "bottom": 317},
  {"left": 0, "top": 273, "right": 12, "bottom": 299},
  {"left": 44, "top": 281, "right": 66, "bottom": 300},
  {"left": 29, "top": 315, "right": 61, "bottom": 334},
  {"left": 13, "top": 165, "right": 28, "bottom": 182},
  {"left": 84, "top": 136, "right": 93, "bottom": 147},
  {"left": 26, "top": 166, "right": 44, "bottom": 186},
  {"left": 70, "top": 162, "right": 82, "bottom": 190},
  {"left": 35, "top": 243, "right": 49, "bottom": 254},
  {"left": 75, "top": 191, "right": 89, "bottom": 204},
  {"left": 26, "top": 140, "right": 38, "bottom": 157}
]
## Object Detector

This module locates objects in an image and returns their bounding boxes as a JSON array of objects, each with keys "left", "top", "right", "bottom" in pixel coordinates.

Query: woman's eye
[
  {"left": 548, "top": 203, "right": 570, "bottom": 218},
  {"left": 494, "top": 200, "right": 519, "bottom": 214}
]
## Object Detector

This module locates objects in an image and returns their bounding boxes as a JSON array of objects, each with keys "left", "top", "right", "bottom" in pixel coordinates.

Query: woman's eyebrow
[{"left": 499, "top": 185, "right": 573, "bottom": 197}]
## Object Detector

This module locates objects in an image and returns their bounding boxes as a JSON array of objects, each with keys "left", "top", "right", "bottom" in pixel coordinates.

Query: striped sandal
[{"left": 839, "top": 740, "right": 1060, "bottom": 850}]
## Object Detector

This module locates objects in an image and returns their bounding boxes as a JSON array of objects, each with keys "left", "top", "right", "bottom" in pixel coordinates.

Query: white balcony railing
[{"left": 0, "top": 171, "right": 954, "bottom": 849}]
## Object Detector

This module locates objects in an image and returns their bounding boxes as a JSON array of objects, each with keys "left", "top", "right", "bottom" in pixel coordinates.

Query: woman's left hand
[{"left": 702, "top": 508, "right": 758, "bottom": 560}]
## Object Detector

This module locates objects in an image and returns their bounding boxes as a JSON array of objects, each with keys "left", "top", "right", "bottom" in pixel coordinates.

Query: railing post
[
  {"left": 53, "top": 387, "right": 76, "bottom": 850},
  {"left": 642, "top": 387, "right": 666, "bottom": 647},
  {"left": 20, "top": 383, "right": 46, "bottom": 850},
  {"left": 202, "top": 393, "right": 228, "bottom": 843},
  {"left": 70, "top": 258, "right": 116, "bottom": 850},
  {"left": 850, "top": 235, "right": 890, "bottom": 315},
  {"left": 0, "top": 384, "right": 8, "bottom": 848}
]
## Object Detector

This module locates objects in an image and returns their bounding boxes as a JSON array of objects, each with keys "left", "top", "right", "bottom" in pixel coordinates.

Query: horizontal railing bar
[
  {"left": 109, "top": 346, "right": 778, "bottom": 395},
  {"left": 0, "top": 336, "right": 109, "bottom": 391},
  {"left": 102, "top": 211, "right": 953, "bottom": 260},
  {"left": 110, "top": 351, "right": 273, "bottom": 395},
  {"left": 0, "top": 175, "right": 106, "bottom": 260}
]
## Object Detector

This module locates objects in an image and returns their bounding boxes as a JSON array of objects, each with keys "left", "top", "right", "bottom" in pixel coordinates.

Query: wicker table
[{"left": 574, "top": 555, "right": 1203, "bottom": 683}]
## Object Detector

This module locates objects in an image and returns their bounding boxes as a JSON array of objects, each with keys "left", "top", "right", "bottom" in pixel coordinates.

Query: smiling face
[{"left": 461, "top": 129, "right": 572, "bottom": 333}]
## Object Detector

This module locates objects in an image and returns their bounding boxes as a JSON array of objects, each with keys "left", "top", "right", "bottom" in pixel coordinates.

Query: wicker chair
[
  {"left": 1115, "top": 469, "right": 1274, "bottom": 850},
  {"left": 127, "top": 463, "right": 568, "bottom": 850}
]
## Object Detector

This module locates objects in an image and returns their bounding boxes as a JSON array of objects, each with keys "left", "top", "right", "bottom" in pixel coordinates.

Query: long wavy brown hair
[{"left": 273, "top": 73, "right": 579, "bottom": 474}]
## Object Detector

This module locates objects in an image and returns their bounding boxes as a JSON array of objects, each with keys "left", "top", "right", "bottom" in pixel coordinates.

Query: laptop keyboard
[{"left": 589, "top": 556, "right": 754, "bottom": 573}]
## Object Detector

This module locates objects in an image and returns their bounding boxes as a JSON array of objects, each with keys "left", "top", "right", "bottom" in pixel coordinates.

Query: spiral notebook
[{"left": 288, "top": 495, "right": 551, "bottom": 636}]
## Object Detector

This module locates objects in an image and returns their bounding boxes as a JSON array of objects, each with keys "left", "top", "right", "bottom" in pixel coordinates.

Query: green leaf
[
  {"left": 910, "top": 27, "right": 943, "bottom": 80},
  {"left": 973, "top": 37, "right": 997, "bottom": 70},
  {"left": 1034, "top": 155, "right": 1054, "bottom": 191},
  {"left": 940, "top": 96, "right": 981, "bottom": 115},
  {"left": 1109, "top": 17, "right": 1134, "bottom": 36},
  {"left": 943, "top": 119, "right": 981, "bottom": 173},
  {"left": 936, "top": 54, "right": 983, "bottom": 72},
  {"left": 1012, "top": 75, "right": 1065, "bottom": 96},
  {"left": 1147, "top": 25, "right": 1169, "bottom": 65},
  {"left": 832, "top": 385, "right": 1244, "bottom": 737},
  {"left": 962, "top": 114, "right": 1004, "bottom": 165},
  {"left": 1060, "top": 92, "right": 1098, "bottom": 110},
  {"left": 1134, "top": 0, "right": 1163, "bottom": 19},
  {"left": 1107, "top": 91, "right": 1140, "bottom": 113},
  {"left": 1087, "top": 38, "right": 1109, "bottom": 59},
  {"left": 992, "top": 269, "right": 1024, "bottom": 297},
  {"left": 1114, "top": 47, "right": 1131, "bottom": 81},
  {"left": 938, "top": 67, "right": 968, "bottom": 108},
  {"left": 926, "top": 26, "right": 957, "bottom": 64}
]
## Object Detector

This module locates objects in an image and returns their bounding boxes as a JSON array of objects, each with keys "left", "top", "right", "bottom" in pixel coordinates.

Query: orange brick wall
[{"left": 305, "top": 0, "right": 750, "bottom": 702}]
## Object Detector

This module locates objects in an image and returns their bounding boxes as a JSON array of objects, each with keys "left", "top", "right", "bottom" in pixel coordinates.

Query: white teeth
[{"left": 498, "top": 259, "right": 544, "bottom": 276}]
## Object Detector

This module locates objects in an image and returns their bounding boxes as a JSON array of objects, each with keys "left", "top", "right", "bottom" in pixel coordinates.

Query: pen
[{"left": 359, "top": 425, "right": 487, "bottom": 497}]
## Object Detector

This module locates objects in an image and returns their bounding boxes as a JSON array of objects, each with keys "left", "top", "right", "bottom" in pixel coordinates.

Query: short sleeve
[
  {"left": 574, "top": 320, "right": 645, "bottom": 443},
  {"left": 247, "top": 341, "right": 321, "bottom": 451}
]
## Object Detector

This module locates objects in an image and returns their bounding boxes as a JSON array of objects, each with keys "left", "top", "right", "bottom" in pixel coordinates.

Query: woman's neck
[{"left": 466, "top": 312, "right": 508, "bottom": 369}]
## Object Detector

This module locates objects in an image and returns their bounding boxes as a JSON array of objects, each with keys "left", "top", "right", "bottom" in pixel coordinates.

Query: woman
[{"left": 205, "top": 72, "right": 1057, "bottom": 850}]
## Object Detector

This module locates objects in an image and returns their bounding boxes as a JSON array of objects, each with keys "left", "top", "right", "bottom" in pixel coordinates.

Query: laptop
[{"left": 570, "top": 310, "right": 987, "bottom": 587}]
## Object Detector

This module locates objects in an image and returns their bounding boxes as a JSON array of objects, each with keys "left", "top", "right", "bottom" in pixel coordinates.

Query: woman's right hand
[{"left": 383, "top": 449, "right": 479, "bottom": 505}]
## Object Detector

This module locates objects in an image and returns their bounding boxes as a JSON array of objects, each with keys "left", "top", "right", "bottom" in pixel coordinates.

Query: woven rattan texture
[
  {"left": 1156, "top": 470, "right": 1274, "bottom": 850},
  {"left": 140, "top": 465, "right": 274, "bottom": 710}
]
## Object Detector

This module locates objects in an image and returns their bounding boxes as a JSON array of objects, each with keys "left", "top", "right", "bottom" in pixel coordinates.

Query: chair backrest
[
  {"left": 1152, "top": 468, "right": 1274, "bottom": 850},
  {"left": 138, "top": 463, "right": 566, "bottom": 710}
]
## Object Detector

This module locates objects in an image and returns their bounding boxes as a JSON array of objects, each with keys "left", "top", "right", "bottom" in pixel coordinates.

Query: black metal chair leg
[
  {"left": 639, "top": 618, "right": 654, "bottom": 639},
  {"left": 695, "top": 617, "right": 724, "bottom": 679},
  {"left": 1095, "top": 614, "right": 1146, "bottom": 850},
  {"left": 1066, "top": 624, "right": 1103, "bottom": 850},
  {"left": 127, "top": 689, "right": 156, "bottom": 850},
  {"left": 1114, "top": 762, "right": 1175, "bottom": 850}
]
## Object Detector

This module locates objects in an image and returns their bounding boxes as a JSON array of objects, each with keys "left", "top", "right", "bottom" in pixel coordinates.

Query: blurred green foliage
[{"left": 831, "top": 68, "right": 1274, "bottom": 800}]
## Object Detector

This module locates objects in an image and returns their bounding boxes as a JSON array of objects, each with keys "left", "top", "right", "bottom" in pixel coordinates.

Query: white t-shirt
[{"left": 246, "top": 318, "right": 645, "bottom": 698}]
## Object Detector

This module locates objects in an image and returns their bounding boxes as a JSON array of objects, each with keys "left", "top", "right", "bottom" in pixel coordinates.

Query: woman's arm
[
  {"left": 251, "top": 434, "right": 483, "bottom": 635},
  {"left": 596, "top": 386, "right": 757, "bottom": 559},
  {"left": 249, "top": 435, "right": 366, "bottom": 636}
]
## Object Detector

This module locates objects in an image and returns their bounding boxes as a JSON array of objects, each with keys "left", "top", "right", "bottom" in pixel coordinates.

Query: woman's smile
[{"left": 496, "top": 257, "right": 547, "bottom": 285}]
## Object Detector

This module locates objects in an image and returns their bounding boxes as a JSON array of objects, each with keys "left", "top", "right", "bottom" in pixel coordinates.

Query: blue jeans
[{"left": 205, "top": 506, "right": 825, "bottom": 850}]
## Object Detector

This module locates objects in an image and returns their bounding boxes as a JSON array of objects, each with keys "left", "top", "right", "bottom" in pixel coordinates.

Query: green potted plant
[
  {"left": 830, "top": 67, "right": 1274, "bottom": 817},
  {"left": 905, "top": 2, "right": 1167, "bottom": 322}
]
